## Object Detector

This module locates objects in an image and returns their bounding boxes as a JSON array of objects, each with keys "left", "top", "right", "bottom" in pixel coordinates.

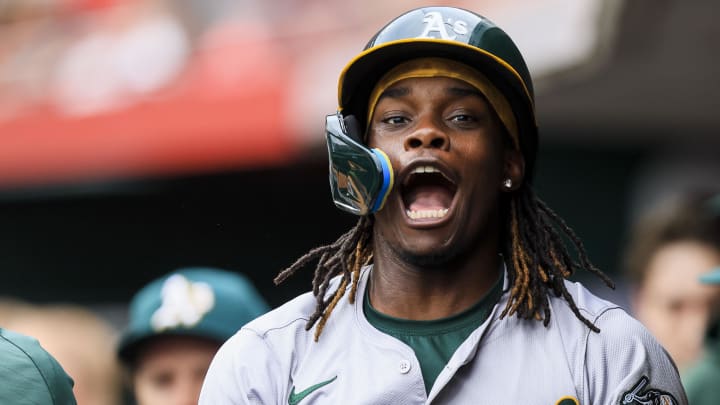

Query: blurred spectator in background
[
  {"left": 0, "top": 0, "right": 191, "bottom": 119},
  {"left": 117, "top": 267, "right": 268, "bottom": 405},
  {"left": 0, "top": 0, "right": 69, "bottom": 119},
  {"left": 50, "top": 0, "right": 190, "bottom": 116},
  {"left": 683, "top": 264, "right": 720, "bottom": 404},
  {"left": 0, "top": 327, "right": 77, "bottom": 404},
  {"left": 624, "top": 191, "right": 720, "bottom": 372},
  {"left": 3, "top": 302, "right": 123, "bottom": 405}
]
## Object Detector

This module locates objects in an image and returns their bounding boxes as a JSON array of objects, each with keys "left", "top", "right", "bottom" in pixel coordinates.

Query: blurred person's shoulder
[
  {"left": 0, "top": 328, "right": 77, "bottom": 405},
  {"left": 683, "top": 340, "right": 720, "bottom": 405}
]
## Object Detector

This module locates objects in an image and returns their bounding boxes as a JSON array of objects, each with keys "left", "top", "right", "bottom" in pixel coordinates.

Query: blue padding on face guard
[{"left": 370, "top": 148, "right": 393, "bottom": 213}]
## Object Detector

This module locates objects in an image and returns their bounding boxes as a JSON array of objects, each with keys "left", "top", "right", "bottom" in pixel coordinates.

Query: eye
[
  {"left": 150, "top": 371, "right": 175, "bottom": 389},
  {"left": 382, "top": 115, "right": 410, "bottom": 125},
  {"left": 448, "top": 114, "right": 479, "bottom": 130},
  {"left": 448, "top": 113, "right": 477, "bottom": 123}
]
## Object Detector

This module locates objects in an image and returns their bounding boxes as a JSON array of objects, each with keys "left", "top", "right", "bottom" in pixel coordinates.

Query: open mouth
[{"left": 401, "top": 165, "right": 457, "bottom": 221}]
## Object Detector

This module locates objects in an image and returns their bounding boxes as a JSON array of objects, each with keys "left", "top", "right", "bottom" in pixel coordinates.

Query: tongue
[{"left": 405, "top": 185, "right": 452, "bottom": 211}]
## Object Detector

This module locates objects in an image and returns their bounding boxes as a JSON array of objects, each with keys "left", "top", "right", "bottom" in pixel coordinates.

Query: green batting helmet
[{"left": 337, "top": 6, "right": 538, "bottom": 179}]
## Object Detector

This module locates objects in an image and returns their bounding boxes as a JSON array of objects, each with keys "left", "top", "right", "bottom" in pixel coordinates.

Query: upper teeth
[
  {"left": 406, "top": 208, "right": 449, "bottom": 219},
  {"left": 412, "top": 166, "right": 440, "bottom": 174}
]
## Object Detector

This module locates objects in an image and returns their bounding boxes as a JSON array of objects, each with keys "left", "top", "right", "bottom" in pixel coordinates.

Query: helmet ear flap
[{"left": 326, "top": 112, "right": 393, "bottom": 216}]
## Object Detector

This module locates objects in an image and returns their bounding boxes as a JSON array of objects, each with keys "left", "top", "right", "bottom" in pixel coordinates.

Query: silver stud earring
[{"left": 503, "top": 178, "right": 513, "bottom": 189}]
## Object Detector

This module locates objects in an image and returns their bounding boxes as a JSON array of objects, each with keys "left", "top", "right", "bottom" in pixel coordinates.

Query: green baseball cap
[
  {"left": 700, "top": 267, "right": 720, "bottom": 284},
  {"left": 117, "top": 267, "right": 269, "bottom": 363},
  {"left": 0, "top": 328, "right": 77, "bottom": 405}
]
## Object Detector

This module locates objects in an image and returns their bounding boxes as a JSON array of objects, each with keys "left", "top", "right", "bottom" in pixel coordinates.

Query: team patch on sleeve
[
  {"left": 620, "top": 376, "right": 677, "bottom": 405},
  {"left": 555, "top": 396, "right": 579, "bottom": 405}
]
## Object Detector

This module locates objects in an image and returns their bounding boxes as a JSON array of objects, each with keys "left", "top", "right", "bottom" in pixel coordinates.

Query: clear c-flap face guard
[{"left": 325, "top": 112, "right": 394, "bottom": 216}]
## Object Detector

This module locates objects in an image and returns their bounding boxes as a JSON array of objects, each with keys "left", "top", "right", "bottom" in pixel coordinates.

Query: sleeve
[
  {"left": 583, "top": 308, "right": 688, "bottom": 405},
  {"left": 199, "top": 328, "right": 283, "bottom": 405}
]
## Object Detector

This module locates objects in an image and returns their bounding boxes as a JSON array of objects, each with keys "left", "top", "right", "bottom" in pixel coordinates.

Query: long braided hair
[{"left": 275, "top": 183, "right": 615, "bottom": 341}]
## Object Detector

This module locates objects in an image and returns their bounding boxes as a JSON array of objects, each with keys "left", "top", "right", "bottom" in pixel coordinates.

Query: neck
[{"left": 369, "top": 235, "right": 502, "bottom": 320}]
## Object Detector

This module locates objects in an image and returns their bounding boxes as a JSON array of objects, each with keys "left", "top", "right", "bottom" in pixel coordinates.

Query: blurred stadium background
[{"left": 0, "top": 0, "right": 718, "bottom": 325}]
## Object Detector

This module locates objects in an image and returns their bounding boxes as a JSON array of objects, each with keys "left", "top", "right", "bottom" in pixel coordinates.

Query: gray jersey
[{"left": 200, "top": 266, "right": 687, "bottom": 405}]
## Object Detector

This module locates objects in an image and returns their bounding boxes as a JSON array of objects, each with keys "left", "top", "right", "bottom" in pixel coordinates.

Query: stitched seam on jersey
[
  {"left": 581, "top": 306, "right": 621, "bottom": 403},
  {"left": 588, "top": 307, "right": 618, "bottom": 328},
  {"left": 561, "top": 279, "right": 619, "bottom": 320},
  {"left": 256, "top": 273, "right": 355, "bottom": 339},
  {"left": 550, "top": 299, "right": 578, "bottom": 400},
  {"left": 248, "top": 317, "right": 311, "bottom": 339},
  {"left": 232, "top": 328, "right": 286, "bottom": 402},
  {"left": 253, "top": 327, "right": 289, "bottom": 400},
  {"left": 237, "top": 327, "right": 287, "bottom": 368},
  {"left": 262, "top": 275, "right": 352, "bottom": 336},
  {"left": 575, "top": 300, "right": 619, "bottom": 320},
  {"left": 246, "top": 317, "right": 313, "bottom": 398},
  {"left": 465, "top": 287, "right": 511, "bottom": 348}
]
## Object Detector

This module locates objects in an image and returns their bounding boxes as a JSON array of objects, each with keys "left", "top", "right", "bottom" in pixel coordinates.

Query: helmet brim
[{"left": 338, "top": 38, "right": 533, "bottom": 126}]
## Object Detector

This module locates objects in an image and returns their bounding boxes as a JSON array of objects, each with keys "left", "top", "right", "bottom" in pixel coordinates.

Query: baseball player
[
  {"left": 118, "top": 267, "right": 269, "bottom": 405},
  {"left": 200, "top": 7, "right": 687, "bottom": 404}
]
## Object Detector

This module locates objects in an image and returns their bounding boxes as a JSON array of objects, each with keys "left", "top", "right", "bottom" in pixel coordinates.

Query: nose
[{"left": 403, "top": 120, "right": 449, "bottom": 151}]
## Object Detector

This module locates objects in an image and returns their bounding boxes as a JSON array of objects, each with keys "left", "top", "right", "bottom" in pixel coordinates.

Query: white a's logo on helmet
[
  {"left": 151, "top": 274, "right": 215, "bottom": 331},
  {"left": 418, "top": 11, "right": 468, "bottom": 40}
]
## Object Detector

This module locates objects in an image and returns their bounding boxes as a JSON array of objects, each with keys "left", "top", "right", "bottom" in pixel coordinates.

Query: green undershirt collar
[{"left": 364, "top": 270, "right": 504, "bottom": 394}]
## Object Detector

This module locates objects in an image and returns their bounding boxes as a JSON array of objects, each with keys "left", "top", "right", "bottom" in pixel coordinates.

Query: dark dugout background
[{"left": 0, "top": 143, "right": 645, "bottom": 310}]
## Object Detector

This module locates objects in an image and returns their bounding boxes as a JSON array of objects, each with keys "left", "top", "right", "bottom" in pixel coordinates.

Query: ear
[{"left": 502, "top": 148, "right": 525, "bottom": 192}]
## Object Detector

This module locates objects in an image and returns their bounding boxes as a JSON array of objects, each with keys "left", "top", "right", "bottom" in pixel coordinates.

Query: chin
[{"left": 393, "top": 241, "right": 463, "bottom": 269}]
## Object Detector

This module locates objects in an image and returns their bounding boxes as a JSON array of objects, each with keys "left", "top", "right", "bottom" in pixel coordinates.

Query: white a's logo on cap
[
  {"left": 151, "top": 274, "right": 215, "bottom": 331},
  {"left": 418, "top": 11, "right": 468, "bottom": 40}
]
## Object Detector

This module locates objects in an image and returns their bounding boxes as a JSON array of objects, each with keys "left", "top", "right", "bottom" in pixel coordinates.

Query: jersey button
[{"left": 399, "top": 360, "right": 411, "bottom": 374}]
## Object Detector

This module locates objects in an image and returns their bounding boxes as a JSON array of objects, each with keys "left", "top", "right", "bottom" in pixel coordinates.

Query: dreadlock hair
[
  {"left": 500, "top": 186, "right": 615, "bottom": 331},
  {"left": 274, "top": 216, "right": 374, "bottom": 341},
  {"left": 275, "top": 183, "right": 615, "bottom": 341}
]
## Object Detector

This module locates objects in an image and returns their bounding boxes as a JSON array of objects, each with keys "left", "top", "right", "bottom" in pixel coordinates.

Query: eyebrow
[
  {"left": 447, "top": 86, "right": 485, "bottom": 100},
  {"left": 378, "top": 86, "right": 410, "bottom": 102}
]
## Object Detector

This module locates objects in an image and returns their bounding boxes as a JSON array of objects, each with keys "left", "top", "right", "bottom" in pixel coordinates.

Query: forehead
[
  {"left": 643, "top": 241, "right": 720, "bottom": 299},
  {"left": 134, "top": 335, "right": 220, "bottom": 371}
]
